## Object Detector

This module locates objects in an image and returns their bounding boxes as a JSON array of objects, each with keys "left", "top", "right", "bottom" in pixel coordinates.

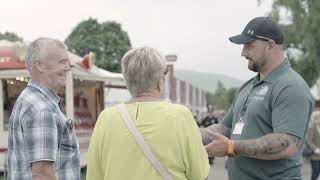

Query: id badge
[{"left": 232, "top": 121, "right": 244, "bottom": 135}]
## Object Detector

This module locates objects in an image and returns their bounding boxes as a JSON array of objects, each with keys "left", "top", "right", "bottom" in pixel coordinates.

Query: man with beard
[{"left": 202, "top": 17, "right": 314, "bottom": 180}]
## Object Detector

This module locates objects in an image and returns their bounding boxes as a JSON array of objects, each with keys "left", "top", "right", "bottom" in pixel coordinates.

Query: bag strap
[{"left": 116, "top": 103, "right": 173, "bottom": 180}]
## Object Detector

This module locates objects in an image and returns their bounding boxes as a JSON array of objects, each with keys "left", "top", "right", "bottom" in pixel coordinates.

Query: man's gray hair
[
  {"left": 121, "top": 47, "right": 166, "bottom": 97},
  {"left": 25, "top": 37, "right": 67, "bottom": 73}
]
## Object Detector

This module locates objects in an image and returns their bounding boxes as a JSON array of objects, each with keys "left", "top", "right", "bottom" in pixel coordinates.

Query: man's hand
[
  {"left": 201, "top": 123, "right": 231, "bottom": 145},
  {"left": 205, "top": 130, "right": 229, "bottom": 157}
]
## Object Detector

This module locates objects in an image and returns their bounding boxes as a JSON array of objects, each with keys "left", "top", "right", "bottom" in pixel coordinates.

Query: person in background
[
  {"left": 7, "top": 38, "right": 80, "bottom": 180},
  {"left": 201, "top": 105, "right": 218, "bottom": 128},
  {"left": 306, "top": 101, "right": 320, "bottom": 180},
  {"left": 86, "top": 47, "right": 209, "bottom": 180}
]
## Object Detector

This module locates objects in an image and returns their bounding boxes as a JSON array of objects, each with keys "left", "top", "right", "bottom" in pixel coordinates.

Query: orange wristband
[{"left": 227, "top": 140, "right": 236, "bottom": 157}]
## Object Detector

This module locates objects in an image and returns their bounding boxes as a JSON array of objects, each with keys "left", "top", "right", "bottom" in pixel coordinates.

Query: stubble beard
[{"left": 248, "top": 60, "right": 260, "bottom": 72}]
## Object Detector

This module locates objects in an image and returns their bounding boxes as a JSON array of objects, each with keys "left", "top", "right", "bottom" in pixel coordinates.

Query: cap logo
[{"left": 247, "top": 29, "right": 254, "bottom": 36}]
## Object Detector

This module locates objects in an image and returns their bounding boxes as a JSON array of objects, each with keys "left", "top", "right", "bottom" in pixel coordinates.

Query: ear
[
  {"left": 34, "top": 61, "right": 45, "bottom": 73},
  {"left": 267, "top": 40, "right": 276, "bottom": 51}
]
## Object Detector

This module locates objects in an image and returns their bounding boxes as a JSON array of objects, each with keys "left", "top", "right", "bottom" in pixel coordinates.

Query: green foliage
[
  {"left": 207, "top": 81, "right": 238, "bottom": 110},
  {"left": 265, "top": 0, "right": 320, "bottom": 86},
  {"left": 65, "top": 18, "right": 131, "bottom": 72},
  {"left": 0, "top": 32, "right": 23, "bottom": 42},
  {"left": 215, "top": 81, "right": 227, "bottom": 96},
  {"left": 226, "top": 87, "right": 238, "bottom": 105}
]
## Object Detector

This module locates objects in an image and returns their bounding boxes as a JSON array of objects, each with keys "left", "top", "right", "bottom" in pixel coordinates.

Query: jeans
[{"left": 311, "top": 160, "right": 320, "bottom": 180}]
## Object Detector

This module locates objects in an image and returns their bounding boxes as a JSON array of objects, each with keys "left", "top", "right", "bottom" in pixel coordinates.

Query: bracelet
[{"left": 227, "top": 140, "right": 236, "bottom": 157}]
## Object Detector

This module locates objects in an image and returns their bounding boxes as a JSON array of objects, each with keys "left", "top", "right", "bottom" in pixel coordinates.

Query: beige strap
[{"left": 116, "top": 104, "right": 173, "bottom": 180}]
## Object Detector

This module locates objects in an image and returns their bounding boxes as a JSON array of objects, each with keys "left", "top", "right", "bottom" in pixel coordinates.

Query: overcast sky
[{"left": 0, "top": 0, "right": 273, "bottom": 80}]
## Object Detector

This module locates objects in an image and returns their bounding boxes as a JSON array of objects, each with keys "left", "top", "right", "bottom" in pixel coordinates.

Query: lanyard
[{"left": 239, "top": 82, "right": 259, "bottom": 123}]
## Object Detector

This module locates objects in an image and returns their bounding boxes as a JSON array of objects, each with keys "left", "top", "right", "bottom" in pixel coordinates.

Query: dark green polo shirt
[{"left": 222, "top": 60, "right": 314, "bottom": 180}]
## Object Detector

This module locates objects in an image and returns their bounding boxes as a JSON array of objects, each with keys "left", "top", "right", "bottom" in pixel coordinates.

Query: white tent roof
[
  {"left": 68, "top": 52, "right": 125, "bottom": 85},
  {"left": 0, "top": 40, "right": 14, "bottom": 46},
  {"left": 90, "top": 66, "right": 123, "bottom": 79}
]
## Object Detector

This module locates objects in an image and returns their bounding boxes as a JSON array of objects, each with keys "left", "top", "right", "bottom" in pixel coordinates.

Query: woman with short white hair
[{"left": 87, "top": 47, "right": 209, "bottom": 180}]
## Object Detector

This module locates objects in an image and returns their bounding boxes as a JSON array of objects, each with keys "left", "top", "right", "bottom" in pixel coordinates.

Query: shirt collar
[
  {"left": 263, "top": 60, "right": 291, "bottom": 83},
  {"left": 27, "top": 80, "right": 61, "bottom": 105},
  {"left": 253, "top": 60, "right": 291, "bottom": 84}
]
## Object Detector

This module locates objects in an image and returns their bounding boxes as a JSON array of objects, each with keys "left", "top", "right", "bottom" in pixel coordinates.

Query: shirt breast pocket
[
  {"left": 59, "top": 119, "right": 78, "bottom": 152},
  {"left": 57, "top": 119, "right": 80, "bottom": 168}
]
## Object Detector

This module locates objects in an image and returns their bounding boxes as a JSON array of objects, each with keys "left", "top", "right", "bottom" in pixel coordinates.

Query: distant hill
[{"left": 174, "top": 70, "right": 244, "bottom": 93}]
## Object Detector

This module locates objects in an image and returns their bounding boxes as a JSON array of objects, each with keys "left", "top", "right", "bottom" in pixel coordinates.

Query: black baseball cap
[{"left": 229, "top": 17, "right": 284, "bottom": 44}]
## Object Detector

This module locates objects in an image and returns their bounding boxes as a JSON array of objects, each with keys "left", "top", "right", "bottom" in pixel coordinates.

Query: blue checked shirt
[{"left": 7, "top": 80, "right": 80, "bottom": 180}]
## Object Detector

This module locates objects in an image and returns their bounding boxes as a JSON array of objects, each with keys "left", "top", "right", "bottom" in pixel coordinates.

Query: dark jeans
[{"left": 311, "top": 160, "right": 320, "bottom": 180}]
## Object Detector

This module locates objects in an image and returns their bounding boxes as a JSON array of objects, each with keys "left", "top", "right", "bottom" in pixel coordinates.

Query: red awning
[
  {"left": 0, "top": 60, "right": 26, "bottom": 69},
  {"left": 0, "top": 46, "right": 26, "bottom": 69}
]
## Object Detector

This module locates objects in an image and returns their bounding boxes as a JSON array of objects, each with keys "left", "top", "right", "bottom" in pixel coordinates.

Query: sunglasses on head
[{"left": 255, "top": 35, "right": 282, "bottom": 44}]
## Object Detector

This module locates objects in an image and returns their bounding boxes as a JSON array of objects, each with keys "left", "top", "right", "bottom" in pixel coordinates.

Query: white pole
[
  {"left": 65, "top": 71, "right": 74, "bottom": 121},
  {"left": 185, "top": 83, "right": 189, "bottom": 107},
  {"left": 164, "top": 70, "right": 170, "bottom": 101},
  {"left": 193, "top": 86, "right": 196, "bottom": 110},
  {"left": 176, "top": 79, "right": 180, "bottom": 103},
  {"left": 0, "top": 80, "right": 3, "bottom": 131}
]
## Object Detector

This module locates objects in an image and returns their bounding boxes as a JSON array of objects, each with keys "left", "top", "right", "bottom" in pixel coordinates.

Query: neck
[
  {"left": 128, "top": 92, "right": 162, "bottom": 103},
  {"left": 259, "top": 54, "right": 284, "bottom": 80},
  {"left": 31, "top": 75, "right": 59, "bottom": 94}
]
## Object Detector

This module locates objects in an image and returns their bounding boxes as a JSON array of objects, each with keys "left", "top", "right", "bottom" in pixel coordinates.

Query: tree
[
  {"left": 226, "top": 87, "right": 238, "bottom": 105},
  {"left": 0, "top": 32, "right": 23, "bottom": 42},
  {"left": 65, "top": 18, "right": 131, "bottom": 72},
  {"left": 206, "top": 81, "right": 229, "bottom": 110},
  {"left": 260, "top": 0, "right": 320, "bottom": 86},
  {"left": 207, "top": 81, "right": 239, "bottom": 110},
  {"left": 215, "top": 81, "right": 227, "bottom": 96}
]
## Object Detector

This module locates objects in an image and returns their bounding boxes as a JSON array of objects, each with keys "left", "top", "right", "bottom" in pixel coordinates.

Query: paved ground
[
  {"left": 208, "top": 157, "right": 312, "bottom": 180},
  {"left": 1, "top": 157, "right": 314, "bottom": 180}
]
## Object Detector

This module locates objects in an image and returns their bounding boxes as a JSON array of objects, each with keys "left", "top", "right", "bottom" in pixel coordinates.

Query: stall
[{"left": 0, "top": 40, "right": 124, "bottom": 170}]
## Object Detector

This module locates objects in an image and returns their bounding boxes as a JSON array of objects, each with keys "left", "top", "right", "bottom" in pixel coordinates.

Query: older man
[
  {"left": 7, "top": 38, "right": 80, "bottom": 180},
  {"left": 203, "top": 17, "right": 314, "bottom": 180}
]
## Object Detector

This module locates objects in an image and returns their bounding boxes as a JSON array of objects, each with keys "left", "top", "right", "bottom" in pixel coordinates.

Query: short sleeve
[
  {"left": 24, "top": 108, "right": 58, "bottom": 163},
  {"left": 272, "top": 84, "right": 314, "bottom": 139}
]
